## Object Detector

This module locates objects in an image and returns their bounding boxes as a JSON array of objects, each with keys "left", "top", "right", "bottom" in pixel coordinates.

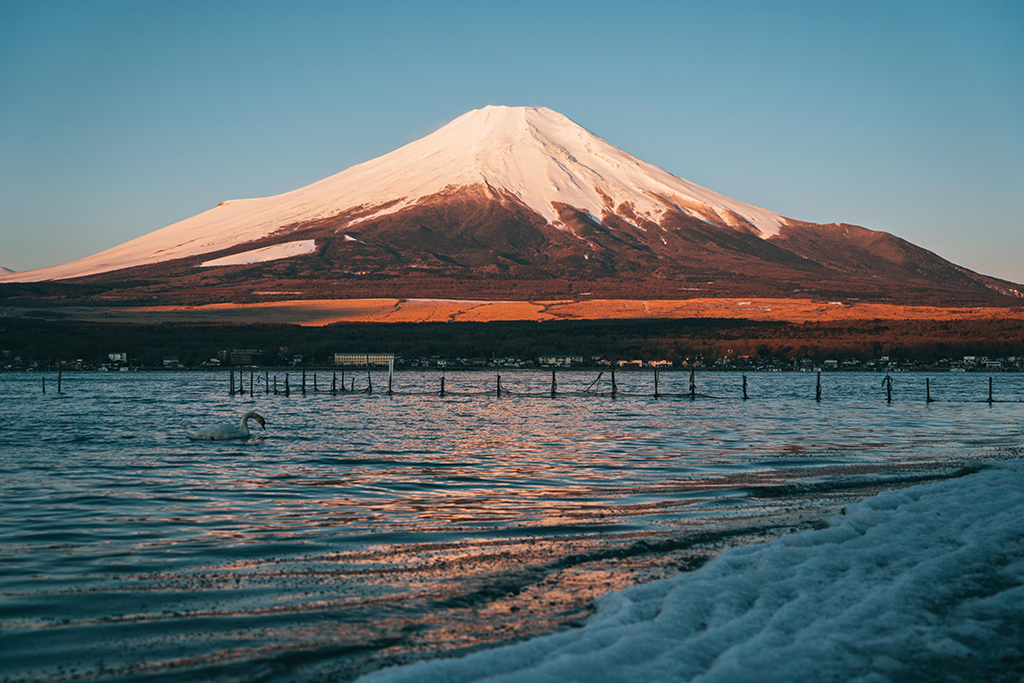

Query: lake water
[{"left": 1, "top": 370, "right": 1021, "bottom": 682}]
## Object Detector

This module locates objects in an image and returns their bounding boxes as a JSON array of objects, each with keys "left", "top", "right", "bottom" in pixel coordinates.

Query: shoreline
[{"left": 360, "top": 460, "right": 1024, "bottom": 682}]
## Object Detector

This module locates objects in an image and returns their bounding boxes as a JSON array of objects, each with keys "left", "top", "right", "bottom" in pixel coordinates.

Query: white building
[
  {"left": 334, "top": 353, "right": 395, "bottom": 367},
  {"left": 538, "top": 355, "right": 583, "bottom": 367}
]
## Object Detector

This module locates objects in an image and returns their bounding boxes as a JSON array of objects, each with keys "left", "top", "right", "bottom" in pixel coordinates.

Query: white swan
[{"left": 188, "top": 411, "right": 266, "bottom": 441}]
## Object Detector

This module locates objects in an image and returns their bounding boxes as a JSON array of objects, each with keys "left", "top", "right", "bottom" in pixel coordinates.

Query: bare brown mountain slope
[{"left": 1, "top": 185, "right": 1010, "bottom": 308}]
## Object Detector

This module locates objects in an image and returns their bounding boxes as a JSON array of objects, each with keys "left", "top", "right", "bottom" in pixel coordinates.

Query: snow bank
[
  {"left": 198, "top": 240, "right": 317, "bottom": 267},
  {"left": 361, "top": 461, "right": 1024, "bottom": 683}
]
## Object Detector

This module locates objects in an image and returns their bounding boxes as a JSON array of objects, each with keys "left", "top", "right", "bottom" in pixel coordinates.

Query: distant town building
[
  {"left": 162, "top": 356, "right": 181, "bottom": 367},
  {"left": 537, "top": 355, "right": 583, "bottom": 367},
  {"left": 229, "top": 349, "right": 263, "bottom": 365},
  {"left": 334, "top": 353, "right": 395, "bottom": 367},
  {"left": 648, "top": 360, "right": 673, "bottom": 368},
  {"left": 108, "top": 352, "right": 127, "bottom": 363},
  {"left": 617, "top": 359, "right": 643, "bottom": 368}
]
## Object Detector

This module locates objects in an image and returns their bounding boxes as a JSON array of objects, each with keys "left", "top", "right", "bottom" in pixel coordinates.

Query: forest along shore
[{"left": 3, "top": 314, "right": 1024, "bottom": 371}]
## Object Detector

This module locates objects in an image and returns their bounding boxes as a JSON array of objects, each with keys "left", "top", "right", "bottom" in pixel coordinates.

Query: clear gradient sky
[{"left": 1, "top": 1, "right": 1022, "bottom": 281}]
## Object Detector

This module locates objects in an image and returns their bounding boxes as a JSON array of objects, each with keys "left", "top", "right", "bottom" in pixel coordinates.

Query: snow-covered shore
[{"left": 361, "top": 461, "right": 1024, "bottom": 683}]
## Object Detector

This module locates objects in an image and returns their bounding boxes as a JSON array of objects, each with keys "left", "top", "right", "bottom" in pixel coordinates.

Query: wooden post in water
[
  {"left": 250, "top": 371, "right": 254, "bottom": 396},
  {"left": 689, "top": 369, "right": 696, "bottom": 400},
  {"left": 926, "top": 378, "right": 932, "bottom": 403},
  {"left": 332, "top": 372, "right": 337, "bottom": 396},
  {"left": 884, "top": 374, "right": 892, "bottom": 404},
  {"left": 654, "top": 369, "right": 660, "bottom": 399},
  {"left": 387, "top": 357, "right": 394, "bottom": 396},
  {"left": 816, "top": 372, "right": 821, "bottom": 402},
  {"left": 611, "top": 369, "right": 617, "bottom": 398},
  {"left": 285, "top": 373, "right": 290, "bottom": 397},
  {"left": 550, "top": 370, "right": 557, "bottom": 399},
  {"left": 240, "top": 370, "right": 246, "bottom": 395},
  {"left": 439, "top": 376, "right": 446, "bottom": 397},
  {"left": 57, "top": 366, "right": 62, "bottom": 394},
  {"left": 989, "top": 376, "right": 993, "bottom": 404},
  {"left": 302, "top": 365, "right": 306, "bottom": 395},
  {"left": 496, "top": 373, "right": 502, "bottom": 398},
  {"left": 42, "top": 377, "right": 45, "bottom": 394},
  {"left": 314, "top": 374, "right": 318, "bottom": 393},
  {"left": 274, "top": 376, "right": 278, "bottom": 395},
  {"left": 265, "top": 372, "right": 269, "bottom": 394},
  {"left": 742, "top": 374, "right": 748, "bottom": 400},
  {"left": 350, "top": 377, "right": 355, "bottom": 392},
  {"left": 230, "top": 370, "right": 235, "bottom": 396}
]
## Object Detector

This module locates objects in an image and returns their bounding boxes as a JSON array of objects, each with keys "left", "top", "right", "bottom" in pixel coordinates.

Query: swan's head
[{"left": 254, "top": 413, "right": 267, "bottom": 430}]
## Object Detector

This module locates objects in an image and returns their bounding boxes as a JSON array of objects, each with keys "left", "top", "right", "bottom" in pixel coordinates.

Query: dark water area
[{"left": 1, "top": 370, "right": 1022, "bottom": 682}]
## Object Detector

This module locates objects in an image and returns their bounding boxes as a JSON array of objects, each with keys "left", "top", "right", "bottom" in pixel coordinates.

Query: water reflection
[{"left": 0, "top": 371, "right": 1021, "bottom": 682}]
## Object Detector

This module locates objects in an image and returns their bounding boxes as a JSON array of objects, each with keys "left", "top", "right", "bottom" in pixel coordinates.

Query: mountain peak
[
  {"left": 444, "top": 105, "right": 573, "bottom": 132},
  {"left": 351, "top": 104, "right": 787, "bottom": 235}
]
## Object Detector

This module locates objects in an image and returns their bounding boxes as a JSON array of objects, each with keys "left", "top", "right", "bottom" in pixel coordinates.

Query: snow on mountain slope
[
  {"left": 0, "top": 106, "right": 788, "bottom": 283},
  {"left": 0, "top": 266, "right": 14, "bottom": 274},
  {"left": 198, "top": 239, "right": 317, "bottom": 267}
]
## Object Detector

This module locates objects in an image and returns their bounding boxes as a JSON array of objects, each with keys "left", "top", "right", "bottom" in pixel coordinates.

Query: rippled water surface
[{"left": 1, "top": 370, "right": 1022, "bottom": 682}]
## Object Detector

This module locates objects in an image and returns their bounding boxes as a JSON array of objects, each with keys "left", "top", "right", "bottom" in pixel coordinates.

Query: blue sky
[{"left": 1, "top": 1, "right": 1022, "bottom": 281}]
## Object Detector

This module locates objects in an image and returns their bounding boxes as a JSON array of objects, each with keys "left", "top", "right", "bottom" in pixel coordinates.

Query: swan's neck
[{"left": 240, "top": 412, "right": 257, "bottom": 432}]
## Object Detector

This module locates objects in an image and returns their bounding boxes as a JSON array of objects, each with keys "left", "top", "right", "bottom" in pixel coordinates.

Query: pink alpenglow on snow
[
  {"left": 0, "top": 106, "right": 788, "bottom": 283},
  {"left": 360, "top": 461, "right": 1024, "bottom": 683},
  {"left": 198, "top": 240, "right": 318, "bottom": 267}
]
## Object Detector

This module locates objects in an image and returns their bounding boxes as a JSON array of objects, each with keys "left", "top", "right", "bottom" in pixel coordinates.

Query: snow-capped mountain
[
  {"left": 0, "top": 106, "right": 786, "bottom": 283},
  {"left": 1, "top": 106, "right": 1018, "bottom": 304}
]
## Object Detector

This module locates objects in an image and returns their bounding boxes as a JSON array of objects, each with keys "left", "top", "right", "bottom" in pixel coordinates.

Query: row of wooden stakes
[
  {"left": 229, "top": 368, "right": 702, "bottom": 399},
  {"left": 32, "top": 367, "right": 1006, "bottom": 403},
  {"left": 226, "top": 369, "right": 1006, "bottom": 403},
  {"left": 230, "top": 367, "right": 370, "bottom": 397}
]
